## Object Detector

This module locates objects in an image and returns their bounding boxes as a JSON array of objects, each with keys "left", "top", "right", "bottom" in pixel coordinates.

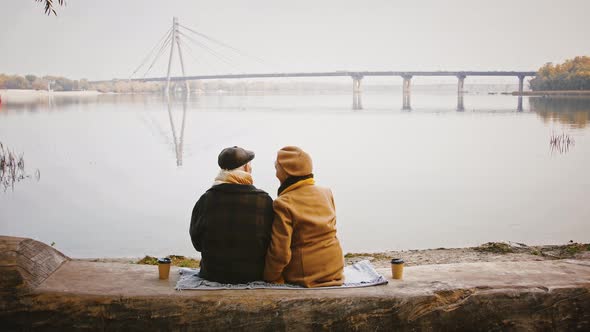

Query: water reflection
[
  {"left": 0, "top": 93, "right": 175, "bottom": 113},
  {"left": 402, "top": 91, "right": 412, "bottom": 111},
  {"left": 1, "top": 91, "right": 590, "bottom": 256},
  {"left": 531, "top": 97, "right": 590, "bottom": 128},
  {"left": 549, "top": 132, "right": 576, "bottom": 155},
  {"left": 166, "top": 96, "right": 187, "bottom": 166},
  {"left": 0, "top": 95, "right": 98, "bottom": 112},
  {"left": 0, "top": 91, "right": 540, "bottom": 114},
  {"left": 456, "top": 93, "right": 465, "bottom": 112}
]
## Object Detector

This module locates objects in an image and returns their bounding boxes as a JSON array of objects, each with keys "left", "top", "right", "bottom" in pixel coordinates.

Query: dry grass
[
  {"left": 560, "top": 242, "right": 590, "bottom": 257},
  {"left": 137, "top": 255, "right": 200, "bottom": 268},
  {"left": 345, "top": 241, "right": 590, "bottom": 268},
  {"left": 475, "top": 242, "right": 515, "bottom": 254}
]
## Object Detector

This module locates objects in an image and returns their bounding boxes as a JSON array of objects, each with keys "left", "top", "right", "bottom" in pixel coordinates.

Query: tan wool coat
[{"left": 263, "top": 178, "right": 344, "bottom": 288}]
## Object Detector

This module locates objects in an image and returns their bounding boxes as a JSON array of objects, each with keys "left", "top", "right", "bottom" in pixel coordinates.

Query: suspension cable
[
  {"left": 131, "top": 21, "right": 277, "bottom": 78},
  {"left": 129, "top": 27, "right": 173, "bottom": 79},
  {"left": 178, "top": 24, "right": 269, "bottom": 66},
  {"left": 142, "top": 34, "right": 174, "bottom": 78},
  {"left": 177, "top": 31, "right": 242, "bottom": 72},
  {"left": 178, "top": 31, "right": 238, "bottom": 68},
  {"left": 177, "top": 38, "right": 224, "bottom": 74}
]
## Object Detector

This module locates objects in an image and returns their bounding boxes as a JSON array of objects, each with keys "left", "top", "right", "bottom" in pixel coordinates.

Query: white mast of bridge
[{"left": 165, "top": 17, "right": 190, "bottom": 95}]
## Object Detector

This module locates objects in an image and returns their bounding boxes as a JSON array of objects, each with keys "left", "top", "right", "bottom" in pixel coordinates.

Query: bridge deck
[{"left": 91, "top": 71, "right": 537, "bottom": 83}]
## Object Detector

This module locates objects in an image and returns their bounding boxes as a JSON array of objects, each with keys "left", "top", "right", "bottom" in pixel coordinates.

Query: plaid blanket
[{"left": 176, "top": 260, "right": 388, "bottom": 290}]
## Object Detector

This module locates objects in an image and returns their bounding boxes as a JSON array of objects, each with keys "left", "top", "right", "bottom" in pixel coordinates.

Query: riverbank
[
  {"left": 345, "top": 241, "right": 590, "bottom": 268},
  {"left": 513, "top": 90, "right": 590, "bottom": 96},
  {"left": 0, "top": 89, "right": 101, "bottom": 103},
  {"left": 82, "top": 241, "right": 590, "bottom": 269}
]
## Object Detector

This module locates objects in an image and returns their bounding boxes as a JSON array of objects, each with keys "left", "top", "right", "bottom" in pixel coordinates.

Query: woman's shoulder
[{"left": 307, "top": 184, "right": 333, "bottom": 198}]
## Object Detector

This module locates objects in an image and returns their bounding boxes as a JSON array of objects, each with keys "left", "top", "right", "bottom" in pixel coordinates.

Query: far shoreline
[
  {"left": 0, "top": 89, "right": 102, "bottom": 103},
  {"left": 80, "top": 241, "right": 590, "bottom": 269},
  {"left": 513, "top": 90, "right": 590, "bottom": 96}
]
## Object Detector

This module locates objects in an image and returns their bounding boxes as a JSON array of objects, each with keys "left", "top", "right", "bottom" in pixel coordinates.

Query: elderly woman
[{"left": 264, "top": 146, "right": 344, "bottom": 287}]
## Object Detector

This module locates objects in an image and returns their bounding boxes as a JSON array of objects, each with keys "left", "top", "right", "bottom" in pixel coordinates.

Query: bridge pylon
[{"left": 166, "top": 17, "right": 191, "bottom": 95}]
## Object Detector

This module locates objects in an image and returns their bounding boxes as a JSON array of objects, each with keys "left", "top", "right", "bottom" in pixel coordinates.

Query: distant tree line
[
  {"left": 0, "top": 73, "right": 357, "bottom": 94},
  {"left": 0, "top": 74, "right": 90, "bottom": 91},
  {"left": 530, "top": 56, "right": 590, "bottom": 91},
  {"left": 0, "top": 74, "right": 164, "bottom": 93}
]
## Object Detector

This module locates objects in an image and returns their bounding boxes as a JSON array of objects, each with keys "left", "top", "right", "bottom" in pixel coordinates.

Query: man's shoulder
[{"left": 206, "top": 183, "right": 271, "bottom": 197}]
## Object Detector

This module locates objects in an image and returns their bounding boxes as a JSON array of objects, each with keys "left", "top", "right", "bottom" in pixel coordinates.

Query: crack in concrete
[{"left": 407, "top": 288, "right": 476, "bottom": 321}]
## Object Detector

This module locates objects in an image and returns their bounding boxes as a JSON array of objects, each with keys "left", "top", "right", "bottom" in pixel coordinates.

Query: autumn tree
[
  {"left": 530, "top": 56, "right": 590, "bottom": 91},
  {"left": 25, "top": 75, "right": 37, "bottom": 84}
]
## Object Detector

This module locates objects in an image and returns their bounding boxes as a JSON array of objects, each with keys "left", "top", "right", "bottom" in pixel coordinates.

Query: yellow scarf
[
  {"left": 213, "top": 169, "right": 253, "bottom": 185},
  {"left": 280, "top": 178, "right": 315, "bottom": 195}
]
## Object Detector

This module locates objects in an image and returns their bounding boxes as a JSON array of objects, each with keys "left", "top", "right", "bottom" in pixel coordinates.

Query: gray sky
[{"left": 1, "top": 0, "right": 589, "bottom": 81}]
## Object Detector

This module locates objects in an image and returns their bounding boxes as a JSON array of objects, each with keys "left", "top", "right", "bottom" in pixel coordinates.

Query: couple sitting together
[{"left": 189, "top": 146, "right": 344, "bottom": 288}]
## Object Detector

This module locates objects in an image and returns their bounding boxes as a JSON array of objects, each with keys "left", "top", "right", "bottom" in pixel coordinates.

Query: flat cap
[{"left": 218, "top": 146, "right": 255, "bottom": 170}]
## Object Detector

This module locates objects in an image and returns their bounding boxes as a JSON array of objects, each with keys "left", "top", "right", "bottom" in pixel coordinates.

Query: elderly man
[
  {"left": 264, "top": 146, "right": 344, "bottom": 287},
  {"left": 190, "top": 146, "right": 274, "bottom": 284}
]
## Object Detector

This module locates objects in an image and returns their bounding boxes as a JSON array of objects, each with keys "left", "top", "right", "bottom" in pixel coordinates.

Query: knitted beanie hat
[{"left": 276, "top": 146, "right": 313, "bottom": 176}]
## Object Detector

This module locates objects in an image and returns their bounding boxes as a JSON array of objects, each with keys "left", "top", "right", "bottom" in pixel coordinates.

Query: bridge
[{"left": 95, "top": 17, "right": 537, "bottom": 111}]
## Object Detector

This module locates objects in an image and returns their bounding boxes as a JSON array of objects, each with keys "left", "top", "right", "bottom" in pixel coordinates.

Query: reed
[
  {"left": 549, "top": 132, "right": 575, "bottom": 154},
  {"left": 0, "top": 142, "right": 39, "bottom": 191}
]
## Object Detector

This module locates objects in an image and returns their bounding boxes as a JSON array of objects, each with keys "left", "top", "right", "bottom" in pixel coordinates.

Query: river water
[{"left": 1, "top": 90, "right": 589, "bottom": 257}]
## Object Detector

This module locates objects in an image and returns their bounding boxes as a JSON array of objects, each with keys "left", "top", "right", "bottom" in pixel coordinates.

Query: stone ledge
[
  {"left": 1, "top": 236, "right": 589, "bottom": 331},
  {"left": 0, "top": 236, "right": 68, "bottom": 297}
]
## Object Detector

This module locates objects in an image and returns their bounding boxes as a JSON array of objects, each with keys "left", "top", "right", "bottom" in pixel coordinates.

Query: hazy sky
[{"left": 1, "top": 0, "right": 589, "bottom": 81}]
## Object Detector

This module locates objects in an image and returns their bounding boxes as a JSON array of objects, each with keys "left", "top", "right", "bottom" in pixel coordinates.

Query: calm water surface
[{"left": 1, "top": 91, "right": 589, "bottom": 257}]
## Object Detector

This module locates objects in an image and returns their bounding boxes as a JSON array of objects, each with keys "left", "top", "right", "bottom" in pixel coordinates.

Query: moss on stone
[
  {"left": 137, "top": 255, "right": 200, "bottom": 268},
  {"left": 475, "top": 242, "right": 514, "bottom": 254},
  {"left": 137, "top": 256, "right": 158, "bottom": 265},
  {"left": 561, "top": 242, "right": 590, "bottom": 257}
]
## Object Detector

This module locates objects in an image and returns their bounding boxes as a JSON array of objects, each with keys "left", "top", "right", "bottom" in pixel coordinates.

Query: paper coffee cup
[
  {"left": 391, "top": 258, "right": 404, "bottom": 280},
  {"left": 158, "top": 257, "right": 171, "bottom": 280}
]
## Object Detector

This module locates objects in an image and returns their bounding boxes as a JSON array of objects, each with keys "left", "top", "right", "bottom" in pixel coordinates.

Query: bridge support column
[
  {"left": 165, "top": 17, "right": 191, "bottom": 95},
  {"left": 456, "top": 73, "right": 466, "bottom": 111},
  {"left": 165, "top": 17, "right": 178, "bottom": 95},
  {"left": 402, "top": 75, "right": 412, "bottom": 111},
  {"left": 351, "top": 75, "right": 363, "bottom": 110},
  {"left": 176, "top": 36, "right": 190, "bottom": 95},
  {"left": 457, "top": 94, "right": 465, "bottom": 112},
  {"left": 457, "top": 74, "right": 466, "bottom": 94},
  {"left": 518, "top": 75, "right": 525, "bottom": 95},
  {"left": 517, "top": 96, "right": 523, "bottom": 112},
  {"left": 402, "top": 75, "right": 412, "bottom": 95}
]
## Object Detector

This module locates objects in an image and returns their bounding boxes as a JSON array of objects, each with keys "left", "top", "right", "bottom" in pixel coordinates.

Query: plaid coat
[{"left": 190, "top": 183, "right": 274, "bottom": 283}]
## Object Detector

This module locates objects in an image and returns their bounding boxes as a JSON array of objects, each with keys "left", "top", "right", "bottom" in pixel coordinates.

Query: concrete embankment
[{"left": 2, "top": 236, "right": 590, "bottom": 331}]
